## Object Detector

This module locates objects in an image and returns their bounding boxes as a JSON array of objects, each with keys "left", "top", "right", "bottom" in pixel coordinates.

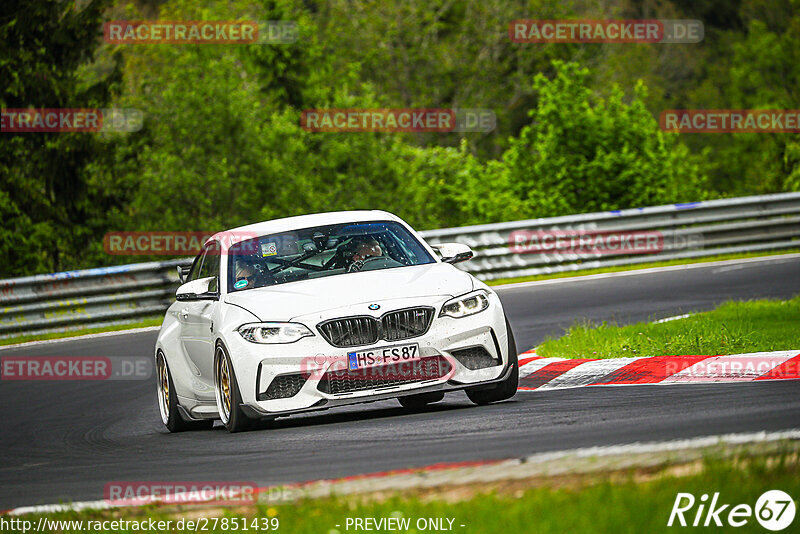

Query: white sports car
[{"left": 155, "top": 211, "right": 518, "bottom": 432}]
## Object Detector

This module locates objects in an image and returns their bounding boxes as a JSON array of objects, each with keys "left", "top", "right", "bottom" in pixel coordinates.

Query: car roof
[{"left": 207, "top": 210, "right": 403, "bottom": 248}]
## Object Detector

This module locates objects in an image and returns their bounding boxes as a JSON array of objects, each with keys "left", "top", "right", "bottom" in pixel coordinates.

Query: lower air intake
[
  {"left": 259, "top": 372, "right": 309, "bottom": 401},
  {"left": 450, "top": 346, "right": 499, "bottom": 370}
]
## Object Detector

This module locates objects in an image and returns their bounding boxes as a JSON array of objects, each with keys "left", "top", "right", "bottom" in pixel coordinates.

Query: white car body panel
[{"left": 155, "top": 210, "right": 513, "bottom": 422}]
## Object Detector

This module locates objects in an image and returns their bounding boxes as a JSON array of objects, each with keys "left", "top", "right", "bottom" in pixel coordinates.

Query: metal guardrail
[
  {"left": 423, "top": 192, "right": 800, "bottom": 280},
  {"left": 1, "top": 193, "right": 799, "bottom": 338},
  {"left": 0, "top": 260, "right": 191, "bottom": 338}
]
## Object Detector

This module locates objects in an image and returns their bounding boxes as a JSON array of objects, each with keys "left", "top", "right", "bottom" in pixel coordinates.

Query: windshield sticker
[
  {"left": 234, "top": 279, "right": 248, "bottom": 289},
  {"left": 261, "top": 242, "right": 278, "bottom": 257}
]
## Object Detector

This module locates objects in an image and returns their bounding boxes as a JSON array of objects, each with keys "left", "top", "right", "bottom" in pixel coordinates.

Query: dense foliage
[{"left": 1, "top": 0, "right": 798, "bottom": 276}]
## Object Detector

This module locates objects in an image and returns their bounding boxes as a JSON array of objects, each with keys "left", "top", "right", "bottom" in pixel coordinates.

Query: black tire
[
  {"left": 398, "top": 391, "right": 445, "bottom": 409},
  {"left": 466, "top": 318, "right": 519, "bottom": 405},
  {"left": 214, "top": 343, "right": 256, "bottom": 433},
  {"left": 156, "top": 352, "right": 214, "bottom": 432}
]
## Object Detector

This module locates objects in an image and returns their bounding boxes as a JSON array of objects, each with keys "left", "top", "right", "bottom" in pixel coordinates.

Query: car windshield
[{"left": 227, "top": 221, "right": 435, "bottom": 292}]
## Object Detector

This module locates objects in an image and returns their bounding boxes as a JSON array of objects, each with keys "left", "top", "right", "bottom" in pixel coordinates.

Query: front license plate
[{"left": 347, "top": 343, "right": 420, "bottom": 370}]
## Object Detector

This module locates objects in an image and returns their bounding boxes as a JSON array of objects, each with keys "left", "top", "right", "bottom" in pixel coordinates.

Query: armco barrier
[
  {"left": 1, "top": 193, "right": 798, "bottom": 338},
  {"left": 0, "top": 261, "right": 190, "bottom": 338}
]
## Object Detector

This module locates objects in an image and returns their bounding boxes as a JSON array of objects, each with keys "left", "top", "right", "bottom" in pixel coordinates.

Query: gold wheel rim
[
  {"left": 157, "top": 355, "right": 170, "bottom": 423},
  {"left": 218, "top": 353, "right": 232, "bottom": 419}
]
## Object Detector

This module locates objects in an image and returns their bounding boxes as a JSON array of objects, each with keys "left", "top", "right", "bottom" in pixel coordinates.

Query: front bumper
[{"left": 226, "top": 293, "right": 509, "bottom": 417}]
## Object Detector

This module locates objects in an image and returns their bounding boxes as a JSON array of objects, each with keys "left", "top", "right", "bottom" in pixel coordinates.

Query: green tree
[
  {"left": 0, "top": 0, "right": 121, "bottom": 275},
  {"left": 479, "top": 61, "right": 708, "bottom": 219}
]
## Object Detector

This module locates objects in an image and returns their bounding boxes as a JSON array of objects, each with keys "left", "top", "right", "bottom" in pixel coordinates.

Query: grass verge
[
  {"left": 486, "top": 249, "right": 800, "bottom": 286},
  {"left": 537, "top": 295, "right": 800, "bottom": 359},
  {"left": 4, "top": 450, "right": 798, "bottom": 533},
  {"left": 0, "top": 317, "right": 162, "bottom": 347}
]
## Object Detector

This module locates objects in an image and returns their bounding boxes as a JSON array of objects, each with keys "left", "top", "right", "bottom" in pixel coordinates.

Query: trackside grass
[
  {"left": 537, "top": 296, "right": 800, "bottom": 359},
  {"left": 0, "top": 318, "right": 162, "bottom": 347},
  {"left": 4, "top": 452, "right": 798, "bottom": 533}
]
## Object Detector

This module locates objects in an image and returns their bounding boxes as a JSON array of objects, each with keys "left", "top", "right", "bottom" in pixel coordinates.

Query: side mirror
[
  {"left": 176, "top": 276, "right": 218, "bottom": 301},
  {"left": 432, "top": 243, "right": 474, "bottom": 264},
  {"left": 177, "top": 265, "right": 191, "bottom": 284}
]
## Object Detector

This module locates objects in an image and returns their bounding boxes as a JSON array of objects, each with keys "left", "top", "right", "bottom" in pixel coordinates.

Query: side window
[
  {"left": 198, "top": 241, "right": 221, "bottom": 283},
  {"left": 188, "top": 250, "right": 206, "bottom": 282}
]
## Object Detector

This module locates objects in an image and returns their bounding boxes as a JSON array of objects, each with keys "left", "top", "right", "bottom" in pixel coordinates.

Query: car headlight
[
  {"left": 237, "top": 322, "right": 314, "bottom": 344},
  {"left": 439, "top": 290, "right": 490, "bottom": 318}
]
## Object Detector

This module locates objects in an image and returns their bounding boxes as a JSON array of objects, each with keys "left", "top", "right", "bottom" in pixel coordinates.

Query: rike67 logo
[{"left": 668, "top": 490, "right": 796, "bottom": 530}]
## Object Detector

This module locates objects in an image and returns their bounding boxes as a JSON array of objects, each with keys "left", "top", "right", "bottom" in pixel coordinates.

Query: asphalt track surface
[{"left": 2, "top": 256, "right": 799, "bottom": 509}]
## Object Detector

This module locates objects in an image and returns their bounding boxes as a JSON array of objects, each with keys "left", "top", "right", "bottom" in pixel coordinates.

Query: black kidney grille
[
  {"left": 318, "top": 316, "right": 379, "bottom": 347},
  {"left": 317, "top": 307, "right": 434, "bottom": 348},
  {"left": 381, "top": 307, "right": 434, "bottom": 341}
]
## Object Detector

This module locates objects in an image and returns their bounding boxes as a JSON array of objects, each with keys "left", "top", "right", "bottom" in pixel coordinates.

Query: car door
[{"left": 178, "top": 243, "right": 220, "bottom": 394}]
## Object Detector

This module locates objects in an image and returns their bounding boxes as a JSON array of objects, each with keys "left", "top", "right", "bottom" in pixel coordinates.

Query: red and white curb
[{"left": 517, "top": 349, "right": 800, "bottom": 391}]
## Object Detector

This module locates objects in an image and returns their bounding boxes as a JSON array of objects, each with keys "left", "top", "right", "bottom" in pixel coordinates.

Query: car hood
[{"left": 224, "top": 262, "right": 474, "bottom": 322}]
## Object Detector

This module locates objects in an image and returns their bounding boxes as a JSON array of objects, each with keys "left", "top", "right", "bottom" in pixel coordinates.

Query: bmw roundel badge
[{"left": 368, "top": 304, "right": 380, "bottom": 310}]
